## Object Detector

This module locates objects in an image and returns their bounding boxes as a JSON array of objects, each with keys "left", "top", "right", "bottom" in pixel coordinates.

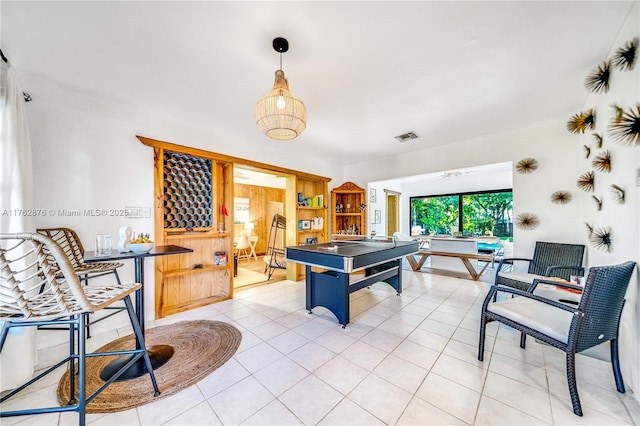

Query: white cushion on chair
[{"left": 488, "top": 297, "right": 574, "bottom": 344}]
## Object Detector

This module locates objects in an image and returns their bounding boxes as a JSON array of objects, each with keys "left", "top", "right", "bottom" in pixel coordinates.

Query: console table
[{"left": 85, "top": 245, "right": 192, "bottom": 381}]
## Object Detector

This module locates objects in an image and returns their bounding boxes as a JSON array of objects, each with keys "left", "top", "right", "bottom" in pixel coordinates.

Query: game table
[{"left": 286, "top": 239, "right": 419, "bottom": 327}]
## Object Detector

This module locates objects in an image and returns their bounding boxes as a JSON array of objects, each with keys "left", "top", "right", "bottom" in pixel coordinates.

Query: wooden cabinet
[
  {"left": 285, "top": 176, "right": 329, "bottom": 281},
  {"left": 140, "top": 135, "right": 330, "bottom": 295},
  {"left": 331, "top": 182, "right": 367, "bottom": 240},
  {"left": 141, "top": 138, "right": 234, "bottom": 318}
]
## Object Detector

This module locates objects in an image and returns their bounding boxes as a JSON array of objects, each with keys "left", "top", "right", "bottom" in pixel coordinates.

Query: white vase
[{"left": 118, "top": 226, "right": 132, "bottom": 253}]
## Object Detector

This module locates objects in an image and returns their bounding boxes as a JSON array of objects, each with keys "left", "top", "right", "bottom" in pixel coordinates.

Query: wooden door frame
[{"left": 384, "top": 189, "right": 401, "bottom": 237}]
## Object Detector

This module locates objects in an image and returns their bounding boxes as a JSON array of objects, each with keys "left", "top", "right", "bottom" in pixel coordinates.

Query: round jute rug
[{"left": 57, "top": 320, "right": 242, "bottom": 413}]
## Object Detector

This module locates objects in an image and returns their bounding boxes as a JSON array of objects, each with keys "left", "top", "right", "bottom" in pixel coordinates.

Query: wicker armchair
[
  {"left": 36, "top": 227, "right": 125, "bottom": 337},
  {"left": 263, "top": 214, "right": 287, "bottom": 280},
  {"left": 0, "top": 232, "right": 160, "bottom": 425},
  {"left": 494, "top": 241, "right": 585, "bottom": 295},
  {"left": 479, "top": 261, "right": 636, "bottom": 416}
]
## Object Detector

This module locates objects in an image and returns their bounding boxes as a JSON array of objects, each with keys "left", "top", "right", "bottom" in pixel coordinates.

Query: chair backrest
[
  {"left": 392, "top": 232, "right": 413, "bottom": 242},
  {"left": 571, "top": 261, "right": 636, "bottom": 352},
  {"left": 0, "top": 233, "right": 93, "bottom": 320},
  {"left": 36, "top": 227, "right": 86, "bottom": 270},
  {"left": 235, "top": 235, "right": 251, "bottom": 250},
  {"left": 528, "top": 241, "right": 585, "bottom": 279}
]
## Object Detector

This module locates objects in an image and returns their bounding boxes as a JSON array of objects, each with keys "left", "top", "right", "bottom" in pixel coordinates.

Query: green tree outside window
[{"left": 410, "top": 190, "right": 512, "bottom": 239}]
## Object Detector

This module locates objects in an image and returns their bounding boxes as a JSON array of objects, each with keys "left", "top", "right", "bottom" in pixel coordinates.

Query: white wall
[
  {"left": 366, "top": 182, "right": 403, "bottom": 236},
  {"left": 347, "top": 117, "right": 585, "bottom": 255},
  {"left": 576, "top": 3, "right": 640, "bottom": 399},
  {"left": 22, "top": 70, "right": 344, "bottom": 335},
  {"left": 345, "top": 4, "right": 640, "bottom": 400}
]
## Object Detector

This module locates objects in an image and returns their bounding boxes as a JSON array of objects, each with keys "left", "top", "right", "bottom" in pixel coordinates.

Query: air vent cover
[{"left": 394, "top": 131, "right": 418, "bottom": 142}]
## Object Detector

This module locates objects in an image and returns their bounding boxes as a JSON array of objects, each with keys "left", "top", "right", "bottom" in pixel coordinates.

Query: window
[
  {"left": 462, "top": 192, "right": 513, "bottom": 238},
  {"left": 410, "top": 194, "right": 459, "bottom": 235},
  {"left": 410, "top": 189, "right": 512, "bottom": 238},
  {"left": 234, "top": 197, "right": 250, "bottom": 224}
]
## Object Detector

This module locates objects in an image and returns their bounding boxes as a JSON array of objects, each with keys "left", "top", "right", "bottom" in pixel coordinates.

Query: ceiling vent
[{"left": 394, "top": 131, "right": 418, "bottom": 142}]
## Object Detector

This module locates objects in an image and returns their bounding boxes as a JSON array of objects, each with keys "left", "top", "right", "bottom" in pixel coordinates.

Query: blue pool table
[{"left": 286, "top": 239, "right": 419, "bottom": 327}]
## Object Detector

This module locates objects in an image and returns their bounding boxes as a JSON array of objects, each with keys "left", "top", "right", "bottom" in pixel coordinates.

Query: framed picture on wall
[
  {"left": 370, "top": 188, "right": 376, "bottom": 203},
  {"left": 374, "top": 210, "right": 381, "bottom": 224}
]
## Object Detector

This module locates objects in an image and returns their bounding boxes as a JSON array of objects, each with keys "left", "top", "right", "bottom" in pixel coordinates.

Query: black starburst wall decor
[
  {"left": 608, "top": 104, "right": 640, "bottom": 146},
  {"left": 584, "top": 60, "right": 611, "bottom": 94},
  {"left": 610, "top": 103, "right": 624, "bottom": 122},
  {"left": 583, "top": 145, "right": 591, "bottom": 159},
  {"left": 585, "top": 222, "right": 594, "bottom": 237},
  {"left": 550, "top": 191, "right": 571, "bottom": 205},
  {"left": 592, "top": 133, "right": 603, "bottom": 148},
  {"left": 591, "top": 150, "right": 612, "bottom": 173},
  {"left": 515, "top": 158, "right": 538, "bottom": 174},
  {"left": 610, "top": 184, "right": 625, "bottom": 204},
  {"left": 567, "top": 109, "right": 596, "bottom": 134},
  {"left": 515, "top": 212, "right": 540, "bottom": 230},
  {"left": 611, "top": 37, "right": 638, "bottom": 72},
  {"left": 592, "top": 195, "right": 603, "bottom": 211},
  {"left": 577, "top": 171, "right": 595, "bottom": 192},
  {"left": 589, "top": 226, "right": 612, "bottom": 252}
]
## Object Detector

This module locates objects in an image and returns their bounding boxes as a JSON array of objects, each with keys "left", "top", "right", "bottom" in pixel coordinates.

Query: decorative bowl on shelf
[{"left": 129, "top": 242, "right": 154, "bottom": 254}]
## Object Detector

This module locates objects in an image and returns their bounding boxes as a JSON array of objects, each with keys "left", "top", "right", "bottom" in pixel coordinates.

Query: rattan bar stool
[
  {"left": 36, "top": 227, "right": 125, "bottom": 337},
  {"left": 0, "top": 232, "right": 160, "bottom": 426}
]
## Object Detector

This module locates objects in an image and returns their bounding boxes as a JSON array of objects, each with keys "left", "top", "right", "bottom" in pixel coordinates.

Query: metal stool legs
[{"left": 0, "top": 295, "right": 160, "bottom": 426}]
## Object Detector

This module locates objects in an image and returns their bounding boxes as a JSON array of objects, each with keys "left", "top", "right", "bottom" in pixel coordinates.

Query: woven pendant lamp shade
[{"left": 255, "top": 70, "right": 307, "bottom": 140}]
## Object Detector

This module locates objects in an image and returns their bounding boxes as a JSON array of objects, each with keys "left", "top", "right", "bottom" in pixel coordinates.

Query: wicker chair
[
  {"left": 36, "top": 227, "right": 125, "bottom": 337},
  {"left": 479, "top": 261, "right": 636, "bottom": 416},
  {"left": 494, "top": 241, "right": 585, "bottom": 296},
  {"left": 0, "top": 232, "right": 160, "bottom": 425},
  {"left": 263, "top": 214, "right": 287, "bottom": 280}
]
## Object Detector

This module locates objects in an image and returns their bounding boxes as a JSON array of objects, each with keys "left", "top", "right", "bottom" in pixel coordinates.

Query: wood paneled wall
[{"left": 234, "top": 183, "right": 286, "bottom": 255}]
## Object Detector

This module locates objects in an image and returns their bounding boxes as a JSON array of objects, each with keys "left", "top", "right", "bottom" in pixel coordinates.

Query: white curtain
[{"left": 0, "top": 58, "right": 37, "bottom": 391}]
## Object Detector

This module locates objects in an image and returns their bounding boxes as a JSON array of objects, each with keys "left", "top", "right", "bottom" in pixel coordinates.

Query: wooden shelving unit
[
  {"left": 286, "top": 176, "right": 329, "bottom": 281},
  {"left": 140, "top": 134, "right": 331, "bottom": 292},
  {"left": 331, "top": 182, "right": 367, "bottom": 240},
  {"left": 139, "top": 137, "right": 234, "bottom": 318}
]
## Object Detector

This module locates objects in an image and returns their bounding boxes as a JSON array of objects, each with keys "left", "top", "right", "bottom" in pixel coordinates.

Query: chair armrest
[
  {"left": 488, "top": 284, "right": 578, "bottom": 313},
  {"left": 545, "top": 265, "right": 585, "bottom": 277},
  {"left": 528, "top": 278, "right": 584, "bottom": 293},
  {"left": 495, "top": 257, "right": 533, "bottom": 272}
]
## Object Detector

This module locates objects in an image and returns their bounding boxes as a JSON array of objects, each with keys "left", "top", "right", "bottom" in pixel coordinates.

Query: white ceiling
[
  {"left": 376, "top": 161, "right": 513, "bottom": 186},
  {"left": 1, "top": 1, "right": 635, "bottom": 167}
]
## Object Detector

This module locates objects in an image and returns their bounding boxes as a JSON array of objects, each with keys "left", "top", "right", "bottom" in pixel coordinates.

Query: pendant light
[{"left": 255, "top": 37, "right": 307, "bottom": 140}]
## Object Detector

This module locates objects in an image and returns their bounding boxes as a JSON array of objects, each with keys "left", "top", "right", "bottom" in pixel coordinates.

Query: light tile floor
[{"left": 2, "top": 270, "right": 639, "bottom": 425}]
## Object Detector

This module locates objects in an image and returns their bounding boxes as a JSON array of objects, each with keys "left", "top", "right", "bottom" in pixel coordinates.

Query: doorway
[
  {"left": 233, "top": 166, "right": 287, "bottom": 288},
  {"left": 386, "top": 190, "right": 400, "bottom": 237}
]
